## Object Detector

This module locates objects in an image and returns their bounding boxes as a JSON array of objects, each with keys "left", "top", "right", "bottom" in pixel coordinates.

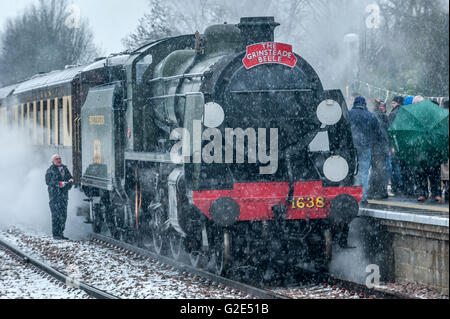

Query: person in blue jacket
[{"left": 349, "top": 96, "right": 383, "bottom": 204}]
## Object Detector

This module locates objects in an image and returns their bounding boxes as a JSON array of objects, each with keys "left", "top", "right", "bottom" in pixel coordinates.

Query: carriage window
[
  {"left": 29, "top": 105, "right": 34, "bottom": 138},
  {"left": 9, "top": 107, "right": 12, "bottom": 127},
  {"left": 66, "top": 97, "right": 71, "bottom": 138},
  {"left": 37, "top": 104, "right": 41, "bottom": 144},
  {"left": 14, "top": 105, "right": 18, "bottom": 128},
  {"left": 58, "top": 98, "right": 63, "bottom": 145},
  {"left": 35, "top": 101, "right": 38, "bottom": 123},
  {"left": 20, "top": 104, "right": 24, "bottom": 128},
  {"left": 50, "top": 99, "right": 55, "bottom": 145},
  {"left": 26, "top": 103, "right": 31, "bottom": 135},
  {"left": 43, "top": 101, "right": 48, "bottom": 145},
  {"left": 24, "top": 104, "right": 28, "bottom": 126}
]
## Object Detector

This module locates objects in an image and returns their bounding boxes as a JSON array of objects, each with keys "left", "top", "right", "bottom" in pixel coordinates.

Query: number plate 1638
[{"left": 291, "top": 197, "right": 326, "bottom": 209}]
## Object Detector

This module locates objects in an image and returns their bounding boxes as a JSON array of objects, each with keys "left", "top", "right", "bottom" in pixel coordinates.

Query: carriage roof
[
  {"left": 11, "top": 54, "right": 130, "bottom": 95},
  {"left": 0, "top": 84, "right": 18, "bottom": 100}
]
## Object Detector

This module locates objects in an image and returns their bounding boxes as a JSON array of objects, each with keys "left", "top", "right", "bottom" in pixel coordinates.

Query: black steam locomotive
[{"left": 0, "top": 17, "right": 362, "bottom": 276}]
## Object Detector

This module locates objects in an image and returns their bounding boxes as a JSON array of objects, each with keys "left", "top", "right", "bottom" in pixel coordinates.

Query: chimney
[{"left": 236, "top": 17, "right": 280, "bottom": 49}]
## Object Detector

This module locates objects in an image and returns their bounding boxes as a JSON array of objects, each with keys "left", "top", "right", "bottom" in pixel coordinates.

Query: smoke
[
  {"left": 330, "top": 217, "right": 390, "bottom": 285},
  {"left": 283, "top": 0, "right": 372, "bottom": 91},
  {"left": 330, "top": 219, "right": 372, "bottom": 284},
  {"left": 198, "top": 0, "right": 373, "bottom": 91},
  {"left": 0, "top": 125, "right": 90, "bottom": 240}
]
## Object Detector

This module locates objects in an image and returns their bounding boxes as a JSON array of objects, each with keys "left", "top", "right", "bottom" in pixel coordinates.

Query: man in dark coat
[
  {"left": 349, "top": 96, "right": 383, "bottom": 204},
  {"left": 388, "top": 96, "right": 404, "bottom": 127},
  {"left": 45, "top": 155, "right": 74, "bottom": 240},
  {"left": 368, "top": 100, "right": 390, "bottom": 199},
  {"left": 388, "top": 96, "right": 405, "bottom": 195}
]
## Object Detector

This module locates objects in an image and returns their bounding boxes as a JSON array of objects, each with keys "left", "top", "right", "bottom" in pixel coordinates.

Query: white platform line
[{"left": 359, "top": 208, "right": 449, "bottom": 227}]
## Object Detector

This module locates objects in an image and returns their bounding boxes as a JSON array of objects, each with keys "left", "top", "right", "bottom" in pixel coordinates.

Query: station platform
[
  {"left": 359, "top": 197, "right": 449, "bottom": 227},
  {"left": 358, "top": 197, "right": 449, "bottom": 295}
]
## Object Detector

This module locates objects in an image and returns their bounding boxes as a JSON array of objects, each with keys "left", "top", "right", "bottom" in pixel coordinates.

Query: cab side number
[{"left": 291, "top": 197, "right": 325, "bottom": 209}]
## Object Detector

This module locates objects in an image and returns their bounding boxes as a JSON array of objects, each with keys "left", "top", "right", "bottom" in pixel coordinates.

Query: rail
[{"left": 0, "top": 237, "right": 119, "bottom": 300}]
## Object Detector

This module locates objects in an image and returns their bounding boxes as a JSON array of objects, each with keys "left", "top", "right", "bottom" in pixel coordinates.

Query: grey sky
[{"left": 0, "top": 0, "right": 150, "bottom": 54}]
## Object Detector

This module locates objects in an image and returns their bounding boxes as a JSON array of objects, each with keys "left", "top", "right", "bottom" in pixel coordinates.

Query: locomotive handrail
[
  {"left": 147, "top": 92, "right": 202, "bottom": 101},
  {"left": 148, "top": 73, "right": 205, "bottom": 83},
  {"left": 125, "top": 151, "right": 173, "bottom": 164},
  {"left": 230, "top": 88, "right": 313, "bottom": 94}
]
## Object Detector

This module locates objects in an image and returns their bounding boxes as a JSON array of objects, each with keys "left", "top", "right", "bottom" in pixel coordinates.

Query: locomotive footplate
[{"left": 193, "top": 181, "right": 363, "bottom": 224}]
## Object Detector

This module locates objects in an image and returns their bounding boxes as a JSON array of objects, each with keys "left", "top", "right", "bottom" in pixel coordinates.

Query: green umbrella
[{"left": 388, "top": 100, "right": 449, "bottom": 168}]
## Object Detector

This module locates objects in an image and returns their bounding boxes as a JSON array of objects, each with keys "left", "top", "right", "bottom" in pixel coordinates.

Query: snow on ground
[
  {"left": 0, "top": 228, "right": 252, "bottom": 299},
  {"left": 272, "top": 282, "right": 448, "bottom": 299},
  {"left": 1, "top": 228, "right": 446, "bottom": 299},
  {"left": 271, "top": 285, "right": 362, "bottom": 299},
  {"left": 377, "top": 282, "right": 448, "bottom": 299},
  {"left": 0, "top": 248, "right": 86, "bottom": 299}
]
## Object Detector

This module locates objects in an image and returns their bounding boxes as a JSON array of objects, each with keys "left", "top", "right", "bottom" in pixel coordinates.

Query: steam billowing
[
  {"left": 0, "top": 125, "right": 89, "bottom": 240},
  {"left": 330, "top": 219, "right": 372, "bottom": 284}
]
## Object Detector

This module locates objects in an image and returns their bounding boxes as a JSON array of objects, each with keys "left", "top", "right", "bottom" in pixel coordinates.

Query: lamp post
[{"left": 344, "top": 33, "right": 360, "bottom": 82}]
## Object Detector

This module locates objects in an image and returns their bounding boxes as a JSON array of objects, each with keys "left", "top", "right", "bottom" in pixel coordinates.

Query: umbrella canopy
[{"left": 388, "top": 100, "right": 449, "bottom": 167}]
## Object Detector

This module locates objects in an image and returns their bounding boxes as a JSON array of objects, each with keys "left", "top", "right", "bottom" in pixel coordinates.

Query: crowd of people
[{"left": 348, "top": 93, "right": 449, "bottom": 204}]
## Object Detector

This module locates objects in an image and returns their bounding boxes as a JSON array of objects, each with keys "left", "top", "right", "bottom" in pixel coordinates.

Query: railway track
[
  {"left": 90, "top": 233, "right": 289, "bottom": 299},
  {"left": 0, "top": 230, "right": 415, "bottom": 300},
  {"left": 269, "top": 275, "right": 414, "bottom": 299},
  {"left": 90, "top": 233, "right": 413, "bottom": 300},
  {"left": 323, "top": 275, "right": 414, "bottom": 299},
  {"left": 0, "top": 237, "right": 118, "bottom": 299}
]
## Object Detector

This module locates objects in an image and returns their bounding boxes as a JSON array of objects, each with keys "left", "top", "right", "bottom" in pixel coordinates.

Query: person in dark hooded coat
[
  {"left": 389, "top": 96, "right": 405, "bottom": 127},
  {"left": 368, "top": 100, "right": 389, "bottom": 199},
  {"left": 45, "top": 155, "right": 74, "bottom": 240},
  {"left": 349, "top": 96, "right": 383, "bottom": 203},
  {"left": 388, "top": 96, "right": 405, "bottom": 195}
]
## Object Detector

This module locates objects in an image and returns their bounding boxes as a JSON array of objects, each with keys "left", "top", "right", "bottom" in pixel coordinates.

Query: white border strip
[{"left": 359, "top": 208, "right": 449, "bottom": 227}]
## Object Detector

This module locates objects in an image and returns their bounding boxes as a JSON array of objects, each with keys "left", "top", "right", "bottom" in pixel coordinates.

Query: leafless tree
[
  {"left": 122, "top": 0, "right": 179, "bottom": 50},
  {"left": 123, "top": 0, "right": 448, "bottom": 95},
  {"left": 361, "top": 0, "right": 450, "bottom": 96},
  {"left": 0, "top": 0, "right": 98, "bottom": 86},
  {"left": 123, "top": 0, "right": 274, "bottom": 50}
]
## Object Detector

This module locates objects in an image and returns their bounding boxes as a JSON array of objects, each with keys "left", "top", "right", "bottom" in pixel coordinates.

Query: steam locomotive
[{"left": 0, "top": 17, "right": 362, "bottom": 276}]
